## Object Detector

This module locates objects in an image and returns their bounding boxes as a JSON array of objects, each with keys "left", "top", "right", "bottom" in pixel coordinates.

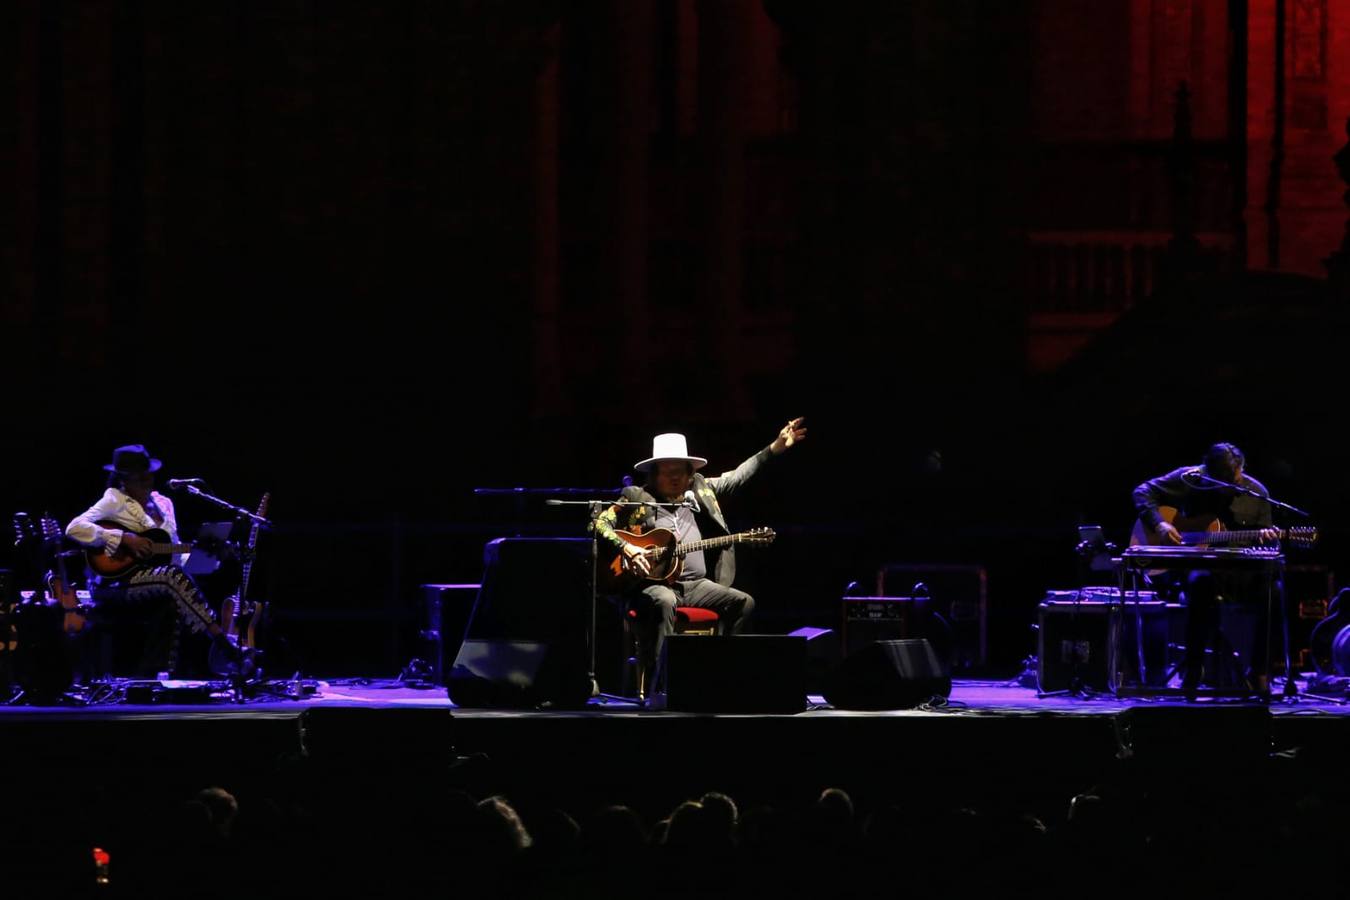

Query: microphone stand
[
  {"left": 1182, "top": 471, "right": 1311, "bottom": 517},
  {"left": 1184, "top": 470, "right": 1311, "bottom": 702},
  {"left": 176, "top": 484, "right": 273, "bottom": 528},
  {"left": 545, "top": 496, "right": 692, "bottom": 704}
]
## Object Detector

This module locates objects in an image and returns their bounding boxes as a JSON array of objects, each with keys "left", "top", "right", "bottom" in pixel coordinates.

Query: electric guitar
[
  {"left": 11, "top": 512, "right": 90, "bottom": 633},
  {"left": 220, "top": 493, "right": 270, "bottom": 652},
  {"left": 600, "top": 526, "right": 776, "bottom": 593}
]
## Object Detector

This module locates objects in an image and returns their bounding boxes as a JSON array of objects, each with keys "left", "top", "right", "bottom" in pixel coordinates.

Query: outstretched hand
[{"left": 770, "top": 417, "right": 807, "bottom": 455}]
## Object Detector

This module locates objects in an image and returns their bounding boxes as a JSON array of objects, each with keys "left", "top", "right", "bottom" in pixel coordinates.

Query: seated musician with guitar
[
  {"left": 65, "top": 444, "right": 238, "bottom": 678},
  {"left": 1132, "top": 442, "right": 1282, "bottom": 698},
  {"left": 595, "top": 419, "right": 806, "bottom": 689}
]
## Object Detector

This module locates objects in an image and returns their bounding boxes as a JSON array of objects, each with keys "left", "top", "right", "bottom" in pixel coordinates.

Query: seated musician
[
  {"left": 595, "top": 420, "right": 806, "bottom": 689},
  {"left": 1132, "top": 442, "right": 1280, "bottom": 698},
  {"left": 65, "top": 444, "right": 232, "bottom": 678}
]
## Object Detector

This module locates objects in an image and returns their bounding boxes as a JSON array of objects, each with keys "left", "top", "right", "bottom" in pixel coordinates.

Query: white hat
[{"left": 634, "top": 433, "right": 708, "bottom": 473}]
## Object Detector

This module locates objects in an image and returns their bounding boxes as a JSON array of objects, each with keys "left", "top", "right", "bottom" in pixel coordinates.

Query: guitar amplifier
[
  {"left": 1037, "top": 590, "right": 1172, "bottom": 691},
  {"left": 842, "top": 597, "right": 949, "bottom": 660},
  {"left": 876, "top": 564, "right": 987, "bottom": 670}
]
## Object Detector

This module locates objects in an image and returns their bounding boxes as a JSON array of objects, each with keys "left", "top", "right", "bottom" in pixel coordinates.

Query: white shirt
[{"left": 66, "top": 487, "right": 188, "bottom": 568}]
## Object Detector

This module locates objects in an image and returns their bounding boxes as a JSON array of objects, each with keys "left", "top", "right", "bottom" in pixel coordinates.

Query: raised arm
[{"left": 707, "top": 417, "right": 807, "bottom": 499}]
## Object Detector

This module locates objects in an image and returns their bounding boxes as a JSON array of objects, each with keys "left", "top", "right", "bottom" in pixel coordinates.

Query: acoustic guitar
[
  {"left": 1129, "top": 506, "right": 1317, "bottom": 550},
  {"left": 600, "top": 526, "right": 775, "bottom": 593},
  {"left": 84, "top": 520, "right": 233, "bottom": 578}
]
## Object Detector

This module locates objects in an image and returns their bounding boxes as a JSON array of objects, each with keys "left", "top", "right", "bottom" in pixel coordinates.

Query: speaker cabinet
[
  {"left": 445, "top": 538, "right": 594, "bottom": 708},
  {"left": 447, "top": 638, "right": 592, "bottom": 709},
  {"left": 823, "top": 639, "right": 951, "bottom": 710},
  {"left": 650, "top": 635, "right": 806, "bottom": 713},
  {"left": 788, "top": 626, "right": 841, "bottom": 695},
  {"left": 1037, "top": 592, "right": 1171, "bottom": 692}
]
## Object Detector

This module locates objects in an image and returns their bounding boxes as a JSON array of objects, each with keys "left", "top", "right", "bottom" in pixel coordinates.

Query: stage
[{"left": 6, "top": 677, "right": 1348, "bottom": 815}]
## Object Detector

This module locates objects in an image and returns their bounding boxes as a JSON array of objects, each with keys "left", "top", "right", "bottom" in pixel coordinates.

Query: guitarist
[
  {"left": 1132, "top": 442, "right": 1280, "bottom": 698},
  {"left": 595, "top": 419, "right": 807, "bottom": 683},
  {"left": 65, "top": 444, "right": 222, "bottom": 678}
]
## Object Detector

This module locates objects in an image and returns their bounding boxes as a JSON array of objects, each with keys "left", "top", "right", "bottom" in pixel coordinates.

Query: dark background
[{"left": 5, "top": 0, "right": 1349, "bottom": 680}]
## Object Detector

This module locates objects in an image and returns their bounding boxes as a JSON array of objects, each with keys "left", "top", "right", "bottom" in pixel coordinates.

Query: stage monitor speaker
[
  {"left": 788, "top": 626, "right": 841, "bottom": 695},
  {"left": 445, "top": 538, "right": 593, "bottom": 708},
  {"left": 651, "top": 635, "right": 806, "bottom": 713},
  {"left": 823, "top": 639, "right": 951, "bottom": 710},
  {"left": 447, "top": 638, "right": 593, "bottom": 709}
]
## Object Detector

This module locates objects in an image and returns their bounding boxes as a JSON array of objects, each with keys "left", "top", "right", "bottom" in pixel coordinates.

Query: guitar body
[
  {"left": 47, "top": 572, "right": 89, "bottom": 634},
  {"left": 219, "top": 592, "right": 238, "bottom": 640},
  {"left": 1129, "top": 506, "right": 1221, "bottom": 547},
  {"left": 243, "top": 600, "right": 268, "bottom": 650},
  {"left": 601, "top": 528, "right": 684, "bottom": 593},
  {"left": 220, "top": 595, "right": 269, "bottom": 651},
  {"left": 85, "top": 523, "right": 179, "bottom": 577}
]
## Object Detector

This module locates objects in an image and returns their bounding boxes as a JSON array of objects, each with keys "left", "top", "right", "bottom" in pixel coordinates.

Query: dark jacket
[
  {"left": 1133, "top": 466, "right": 1273, "bottom": 531},
  {"left": 594, "top": 446, "right": 775, "bottom": 587}
]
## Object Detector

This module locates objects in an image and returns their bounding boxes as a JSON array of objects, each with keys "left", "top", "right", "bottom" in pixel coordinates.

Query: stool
[{"left": 624, "top": 606, "right": 723, "bottom": 700}]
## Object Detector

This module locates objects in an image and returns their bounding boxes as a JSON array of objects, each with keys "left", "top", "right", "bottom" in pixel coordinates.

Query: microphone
[
  {"left": 682, "top": 490, "right": 701, "bottom": 513},
  {"left": 166, "top": 478, "right": 206, "bottom": 490}
]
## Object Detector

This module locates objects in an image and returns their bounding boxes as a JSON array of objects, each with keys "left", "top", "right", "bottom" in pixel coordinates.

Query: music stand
[{"left": 183, "top": 522, "right": 234, "bottom": 576}]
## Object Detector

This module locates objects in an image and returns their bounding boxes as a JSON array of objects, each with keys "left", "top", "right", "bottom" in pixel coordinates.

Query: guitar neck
[
  {"left": 239, "top": 560, "right": 255, "bottom": 601},
  {"left": 675, "top": 533, "right": 748, "bottom": 556},
  {"left": 239, "top": 527, "right": 260, "bottom": 599},
  {"left": 239, "top": 493, "right": 270, "bottom": 601},
  {"left": 150, "top": 543, "right": 194, "bottom": 554},
  {"left": 1179, "top": 528, "right": 1277, "bottom": 545}
]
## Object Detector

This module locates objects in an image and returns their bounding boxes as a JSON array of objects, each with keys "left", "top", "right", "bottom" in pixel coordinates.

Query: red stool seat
[
  {"left": 675, "top": 607, "right": 720, "bottom": 626},
  {"left": 625, "top": 606, "right": 721, "bottom": 625}
]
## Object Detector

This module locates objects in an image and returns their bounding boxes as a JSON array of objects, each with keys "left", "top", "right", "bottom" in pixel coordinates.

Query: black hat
[{"left": 103, "top": 444, "right": 163, "bottom": 474}]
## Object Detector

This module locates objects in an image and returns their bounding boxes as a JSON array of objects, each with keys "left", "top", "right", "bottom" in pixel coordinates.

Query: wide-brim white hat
[{"left": 634, "top": 433, "right": 708, "bottom": 473}]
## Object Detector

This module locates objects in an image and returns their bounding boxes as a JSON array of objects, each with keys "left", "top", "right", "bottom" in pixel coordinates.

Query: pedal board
[{"left": 124, "top": 680, "right": 225, "bottom": 704}]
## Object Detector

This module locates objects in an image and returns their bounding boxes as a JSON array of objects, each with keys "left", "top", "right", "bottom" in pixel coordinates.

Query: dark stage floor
[
  {"left": 5, "top": 675, "right": 1349, "bottom": 718},
  {"left": 5, "top": 674, "right": 1344, "bottom": 717}
]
